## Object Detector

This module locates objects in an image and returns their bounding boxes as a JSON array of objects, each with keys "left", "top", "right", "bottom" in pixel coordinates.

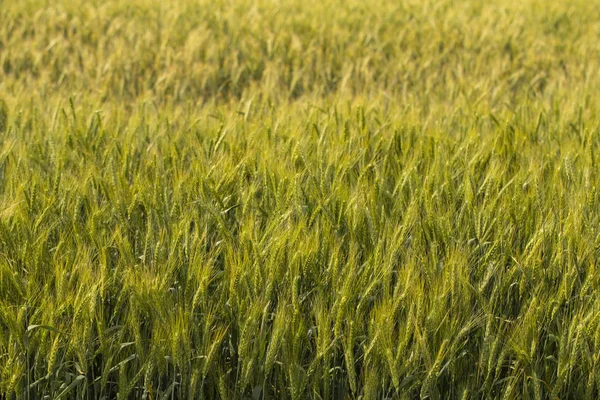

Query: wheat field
[{"left": 2, "top": 0, "right": 600, "bottom": 398}]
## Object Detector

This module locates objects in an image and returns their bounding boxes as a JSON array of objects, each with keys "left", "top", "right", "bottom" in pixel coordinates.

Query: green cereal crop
[{"left": 1, "top": 0, "right": 600, "bottom": 398}]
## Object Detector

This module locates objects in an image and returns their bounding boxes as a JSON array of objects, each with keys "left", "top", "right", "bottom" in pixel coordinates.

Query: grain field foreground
[{"left": 2, "top": 0, "right": 600, "bottom": 398}]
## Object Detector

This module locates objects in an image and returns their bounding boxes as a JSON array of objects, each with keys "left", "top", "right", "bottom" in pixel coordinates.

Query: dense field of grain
[{"left": 2, "top": 0, "right": 600, "bottom": 398}]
